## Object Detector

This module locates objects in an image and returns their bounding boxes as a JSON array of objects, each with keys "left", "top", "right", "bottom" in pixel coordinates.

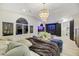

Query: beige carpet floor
[{"left": 61, "top": 37, "right": 79, "bottom": 56}]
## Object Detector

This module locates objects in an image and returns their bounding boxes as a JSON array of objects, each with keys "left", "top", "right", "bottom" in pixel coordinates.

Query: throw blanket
[{"left": 27, "top": 37, "right": 60, "bottom": 56}]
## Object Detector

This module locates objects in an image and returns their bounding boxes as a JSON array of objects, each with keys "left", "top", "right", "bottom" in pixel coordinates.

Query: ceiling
[{"left": 0, "top": 3, "right": 79, "bottom": 22}]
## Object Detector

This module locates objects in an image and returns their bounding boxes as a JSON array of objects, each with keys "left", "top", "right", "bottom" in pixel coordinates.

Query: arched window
[{"left": 16, "top": 18, "right": 28, "bottom": 35}]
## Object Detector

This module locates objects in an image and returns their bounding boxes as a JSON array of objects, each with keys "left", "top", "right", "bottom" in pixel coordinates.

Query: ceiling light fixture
[{"left": 39, "top": 3, "right": 49, "bottom": 22}]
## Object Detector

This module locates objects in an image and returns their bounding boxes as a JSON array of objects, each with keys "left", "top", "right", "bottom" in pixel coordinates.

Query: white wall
[
  {"left": 0, "top": 10, "right": 40, "bottom": 41},
  {"left": 73, "top": 14, "right": 79, "bottom": 46},
  {"left": 74, "top": 15, "right": 79, "bottom": 28}
]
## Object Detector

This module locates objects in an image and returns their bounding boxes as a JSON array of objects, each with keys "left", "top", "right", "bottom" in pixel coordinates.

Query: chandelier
[{"left": 39, "top": 3, "right": 49, "bottom": 22}]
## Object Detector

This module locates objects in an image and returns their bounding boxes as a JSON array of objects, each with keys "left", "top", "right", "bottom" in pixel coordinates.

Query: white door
[{"left": 61, "top": 22, "right": 70, "bottom": 39}]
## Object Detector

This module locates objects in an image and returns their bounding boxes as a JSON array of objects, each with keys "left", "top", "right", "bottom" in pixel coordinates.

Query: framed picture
[
  {"left": 30, "top": 25, "right": 33, "bottom": 33},
  {"left": 2, "top": 22, "right": 13, "bottom": 36}
]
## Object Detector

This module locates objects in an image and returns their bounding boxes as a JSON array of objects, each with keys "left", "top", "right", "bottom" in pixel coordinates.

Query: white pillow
[
  {"left": 5, "top": 45, "right": 39, "bottom": 56},
  {"left": 5, "top": 41, "right": 22, "bottom": 53},
  {"left": 5, "top": 45, "right": 31, "bottom": 56},
  {"left": 29, "top": 50, "right": 39, "bottom": 56},
  {"left": 17, "top": 38, "right": 32, "bottom": 47}
]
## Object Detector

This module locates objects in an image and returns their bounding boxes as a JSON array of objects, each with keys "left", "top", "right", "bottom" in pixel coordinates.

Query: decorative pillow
[{"left": 38, "top": 32, "right": 51, "bottom": 42}]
